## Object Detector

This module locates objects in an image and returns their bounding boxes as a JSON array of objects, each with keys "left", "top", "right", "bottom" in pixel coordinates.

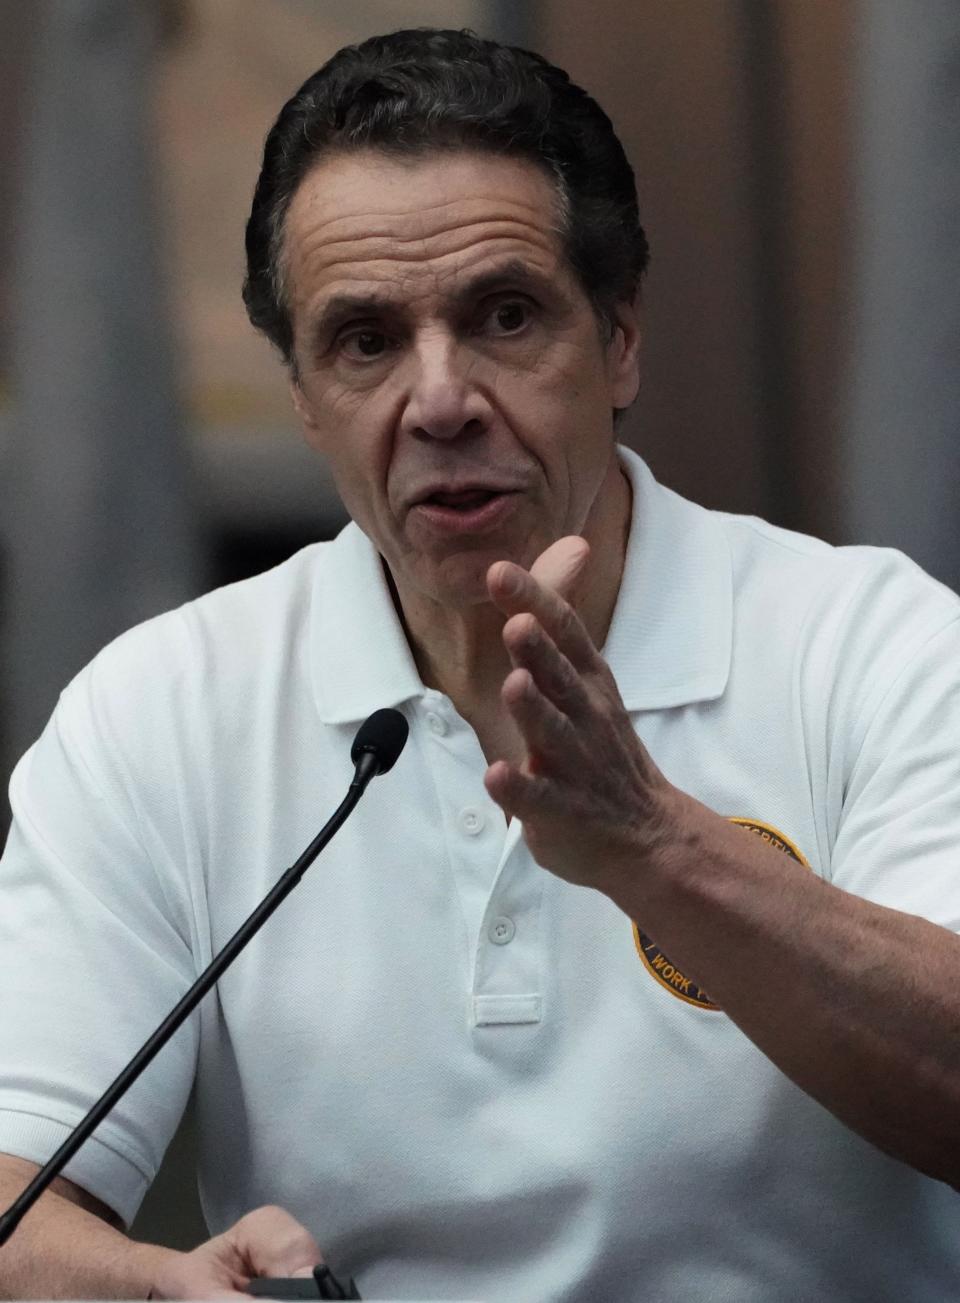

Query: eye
[
  {"left": 485, "top": 299, "right": 532, "bottom": 336},
  {"left": 340, "top": 329, "right": 392, "bottom": 361}
]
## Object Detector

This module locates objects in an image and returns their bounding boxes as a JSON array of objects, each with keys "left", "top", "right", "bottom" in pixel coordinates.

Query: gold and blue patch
[{"left": 632, "top": 818, "right": 809, "bottom": 1011}]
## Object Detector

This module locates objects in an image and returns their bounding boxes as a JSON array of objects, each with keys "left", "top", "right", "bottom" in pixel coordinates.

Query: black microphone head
[{"left": 350, "top": 708, "right": 409, "bottom": 775}]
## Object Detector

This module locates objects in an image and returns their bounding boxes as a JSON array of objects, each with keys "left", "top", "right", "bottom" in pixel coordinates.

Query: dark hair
[{"left": 243, "top": 27, "right": 649, "bottom": 368}]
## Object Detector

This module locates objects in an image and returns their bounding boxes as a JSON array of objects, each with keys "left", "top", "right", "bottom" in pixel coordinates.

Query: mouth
[
  {"left": 420, "top": 488, "right": 502, "bottom": 511},
  {"left": 410, "top": 487, "right": 519, "bottom": 535}
]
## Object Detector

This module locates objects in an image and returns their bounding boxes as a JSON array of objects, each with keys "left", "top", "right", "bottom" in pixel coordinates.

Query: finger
[
  {"left": 484, "top": 756, "right": 555, "bottom": 822},
  {"left": 487, "top": 561, "right": 598, "bottom": 672},
  {"left": 232, "top": 1205, "right": 325, "bottom": 1278},
  {"left": 501, "top": 666, "right": 579, "bottom": 772},
  {"left": 529, "top": 535, "right": 590, "bottom": 598},
  {"left": 502, "top": 615, "right": 592, "bottom": 719}
]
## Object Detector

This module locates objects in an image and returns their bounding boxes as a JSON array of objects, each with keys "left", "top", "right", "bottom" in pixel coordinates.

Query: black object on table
[{"left": 247, "top": 1263, "right": 362, "bottom": 1298}]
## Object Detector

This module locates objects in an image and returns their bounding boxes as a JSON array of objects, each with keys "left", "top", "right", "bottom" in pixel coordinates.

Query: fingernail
[{"left": 500, "top": 566, "right": 521, "bottom": 595}]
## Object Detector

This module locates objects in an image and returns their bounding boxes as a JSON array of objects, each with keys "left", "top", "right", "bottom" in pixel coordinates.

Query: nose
[{"left": 399, "top": 333, "right": 491, "bottom": 441}]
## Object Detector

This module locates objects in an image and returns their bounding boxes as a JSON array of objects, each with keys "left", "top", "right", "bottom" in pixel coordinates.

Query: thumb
[
  {"left": 230, "top": 1205, "right": 324, "bottom": 1278},
  {"left": 529, "top": 535, "right": 590, "bottom": 600}
]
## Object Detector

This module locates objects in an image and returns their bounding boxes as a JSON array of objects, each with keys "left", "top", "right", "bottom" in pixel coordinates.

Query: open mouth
[
  {"left": 412, "top": 487, "right": 517, "bottom": 533},
  {"left": 424, "top": 489, "right": 500, "bottom": 511}
]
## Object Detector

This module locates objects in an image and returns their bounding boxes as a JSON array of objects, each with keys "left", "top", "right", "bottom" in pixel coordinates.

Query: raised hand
[{"left": 484, "top": 536, "right": 680, "bottom": 895}]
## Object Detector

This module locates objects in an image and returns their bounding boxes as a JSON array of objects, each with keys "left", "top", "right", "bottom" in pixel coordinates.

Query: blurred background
[{"left": 1, "top": 0, "right": 958, "bottom": 1249}]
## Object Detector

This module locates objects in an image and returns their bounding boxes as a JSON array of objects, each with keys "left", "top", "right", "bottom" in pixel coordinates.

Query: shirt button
[
  {"left": 426, "top": 712, "right": 448, "bottom": 737},
  {"left": 488, "top": 916, "right": 516, "bottom": 946},
  {"left": 458, "top": 807, "right": 485, "bottom": 836}
]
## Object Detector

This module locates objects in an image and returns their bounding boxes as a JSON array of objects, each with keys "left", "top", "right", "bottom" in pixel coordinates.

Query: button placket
[
  {"left": 417, "top": 697, "right": 544, "bottom": 1025},
  {"left": 471, "top": 830, "right": 546, "bottom": 1026},
  {"left": 419, "top": 696, "right": 507, "bottom": 956}
]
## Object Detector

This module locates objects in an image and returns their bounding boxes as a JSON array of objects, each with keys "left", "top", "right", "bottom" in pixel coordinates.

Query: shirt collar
[
  {"left": 605, "top": 446, "right": 732, "bottom": 710},
  {"left": 310, "top": 444, "right": 732, "bottom": 724},
  {"left": 311, "top": 523, "right": 425, "bottom": 724}
]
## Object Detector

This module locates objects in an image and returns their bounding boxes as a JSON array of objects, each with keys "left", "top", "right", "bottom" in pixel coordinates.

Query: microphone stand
[{"left": 0, "top": 708, "right": 407, "bottom": 1301}]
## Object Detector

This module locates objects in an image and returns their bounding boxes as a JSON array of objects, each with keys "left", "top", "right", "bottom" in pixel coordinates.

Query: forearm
[
  {"left": 0, "top": 1170, "right": 175, "bottom": 1300},
  {"left": 483, "top": 541, "right": 960, "bottom": 1184},
  {"left": 609, "top": 790, "right": 960, "bottom": 1186}
]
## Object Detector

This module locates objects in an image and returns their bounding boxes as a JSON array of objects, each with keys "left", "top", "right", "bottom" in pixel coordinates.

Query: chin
[
  {"left": 390, "top": 520, "right": 550, "bottom": 609},
  {"left": 413, "top": 549, "right": 505, "bottom": 608},
  {"left": 435, "top": 560, "right": 498, "bottom": 607}
]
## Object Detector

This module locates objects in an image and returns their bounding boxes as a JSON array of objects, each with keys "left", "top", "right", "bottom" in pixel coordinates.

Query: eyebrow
[{"left": 305, "top": 258, "right": 558, "bottom": 355}]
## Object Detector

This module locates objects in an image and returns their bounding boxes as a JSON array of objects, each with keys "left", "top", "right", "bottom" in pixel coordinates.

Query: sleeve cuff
[{"left": 0, "top": 1106, "right": 153, "bottom": 1230}]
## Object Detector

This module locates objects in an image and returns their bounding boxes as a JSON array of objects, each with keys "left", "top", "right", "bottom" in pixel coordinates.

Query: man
[{"left": 2, "top": 27, "right": 960, "bottom": 1302}]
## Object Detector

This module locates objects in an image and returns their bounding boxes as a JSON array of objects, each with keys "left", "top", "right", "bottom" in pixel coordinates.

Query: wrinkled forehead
[{"left": 280, "top": 148, "right": 571, "bottom": 308}]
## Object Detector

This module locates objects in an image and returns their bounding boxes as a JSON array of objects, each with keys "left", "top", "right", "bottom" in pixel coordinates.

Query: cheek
[
  {"left": 524, "top": 341, "right": 608, "bottom": 432},
  {"left": 302, "top": 391, "right": 399, "bottom": 523}
]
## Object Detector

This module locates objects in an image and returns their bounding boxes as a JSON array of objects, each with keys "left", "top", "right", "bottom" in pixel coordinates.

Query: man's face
[{"left": 285, "top": 149, "right": 640, "bottom": 608}]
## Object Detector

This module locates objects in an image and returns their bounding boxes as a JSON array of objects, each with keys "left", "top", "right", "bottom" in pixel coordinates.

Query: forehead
[{"left": 282, "top": 149, "right": 570, "bottom": 313}]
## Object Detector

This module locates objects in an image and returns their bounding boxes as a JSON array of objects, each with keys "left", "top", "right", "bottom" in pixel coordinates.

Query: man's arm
[
  {"left": 0, "top": 1154, "right": 168, "bottom": 1299},
  {"left": 0, "top": 1154, "right": 324, "bottom": 1300},
  {"left": 610, "top": 803, "right": 960, "bottom": 1186},
  {"left": 484, "top": 541, "right": 960, "bottom": 1188}
]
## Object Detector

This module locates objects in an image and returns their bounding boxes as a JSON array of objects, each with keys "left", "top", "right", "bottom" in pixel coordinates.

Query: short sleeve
[
  {"left": 829, "top": 613, "right": 960, "bottom": 932},
  {"left": 0, "top": 669, "right": 199, "bottom": 1228}
]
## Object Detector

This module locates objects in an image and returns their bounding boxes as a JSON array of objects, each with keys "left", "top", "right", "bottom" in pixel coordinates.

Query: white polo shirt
[{"left": 3, "top": 446, "right": 960, "bottom": 1301}]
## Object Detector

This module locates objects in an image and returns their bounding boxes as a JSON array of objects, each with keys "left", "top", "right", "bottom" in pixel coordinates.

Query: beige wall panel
[
  {"left": 541, "top": 0, "right": 768, "bottom": 514},
  {"left": 774, "top": 0, "right": 852, "bottom": 541}
]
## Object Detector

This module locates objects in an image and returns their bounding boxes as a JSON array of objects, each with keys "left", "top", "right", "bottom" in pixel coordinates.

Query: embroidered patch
[
  {"left": 725, "top": 817, "right": 810, "bottom": 866},
  {"left": 632, "top": 817, "right": 809, "bottom": 1011}
]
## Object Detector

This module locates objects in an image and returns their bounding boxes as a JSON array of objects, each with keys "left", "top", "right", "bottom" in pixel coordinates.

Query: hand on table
[
  {"left": 148, "top": 1204, "right": 323, "bottom": 1299},
  {"left": 484, "top": 536, "right": 680, "bottom": 896}
]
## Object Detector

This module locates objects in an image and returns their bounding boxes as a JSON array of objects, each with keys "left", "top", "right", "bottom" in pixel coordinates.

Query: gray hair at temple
[{"left": 242, "top": 27, "right": 650, "bottom": 372}]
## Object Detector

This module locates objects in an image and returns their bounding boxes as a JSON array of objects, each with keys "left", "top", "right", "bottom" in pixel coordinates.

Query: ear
[
  {"left": 606, "top": 297, "right": 642, "bottom": 410},
  {"left": 290, "top": 373, "right": 321, "bottom": 442}
]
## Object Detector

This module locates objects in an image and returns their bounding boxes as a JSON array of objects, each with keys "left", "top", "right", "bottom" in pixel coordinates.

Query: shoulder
[
  {"left": 710, "top": 507, "right": 960, "bottom": 726},
  {"left": 717, "top": 507, "right": 959, "bottom": 639},
  {"left": 55, "top": 541, "right": 337, "bottom": 762},
  {"left": 613, "top": 447, "right": 960, "bottom": 716},
  {"left": 621, "top": 441, "right": 957, "bottom": 629},
  {"left": 87, "top": 541, "right": 323, "bottom": 676}
]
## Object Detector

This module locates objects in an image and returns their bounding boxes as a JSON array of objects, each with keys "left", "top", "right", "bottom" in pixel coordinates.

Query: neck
[{"left": 389, "top": 460, "right": 633, "bottom": 720}]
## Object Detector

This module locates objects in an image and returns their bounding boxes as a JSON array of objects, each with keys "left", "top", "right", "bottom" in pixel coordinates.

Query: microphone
[
  {"left": 0, "top": 708, "right": 408, "bottom": 1253},
  {"left": 350, "top": 707, "right": 409, "bottom": 787}
]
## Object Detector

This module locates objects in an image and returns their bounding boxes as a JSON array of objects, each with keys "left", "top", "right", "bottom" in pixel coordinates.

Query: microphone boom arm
[{"left": 0, "top": 717, "right": 402, "bottom": 1248}]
